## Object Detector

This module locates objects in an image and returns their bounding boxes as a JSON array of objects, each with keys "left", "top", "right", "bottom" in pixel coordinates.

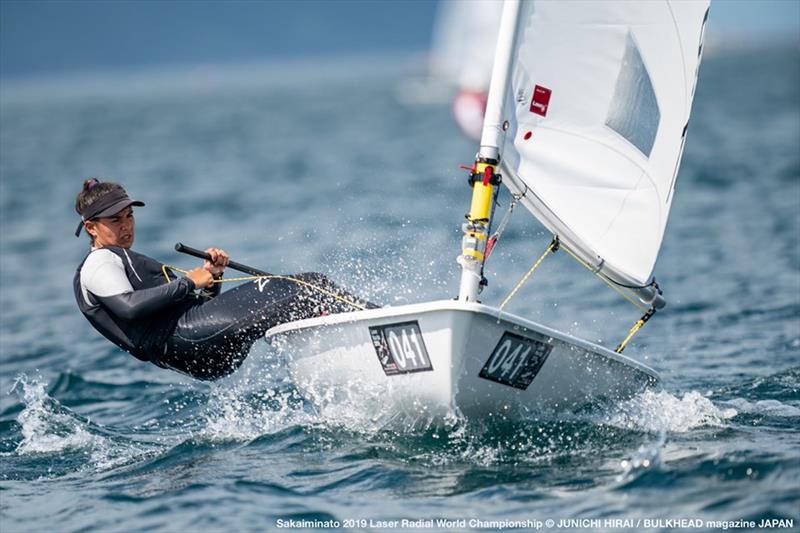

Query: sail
[
  {"left": 429, "top": 1, "right": 504, "bottom": 140},
  {"left": 498, "top": 0, "right": 709, "bottom": 293},
  {"left": 430, "top": 0, "right": 503, "bottom": 91}
]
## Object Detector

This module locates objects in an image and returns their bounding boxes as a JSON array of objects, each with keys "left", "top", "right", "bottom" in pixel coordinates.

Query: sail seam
[
  {"left": 525, "top": 123, "right": 656, "bottom": 191},
  {"left": 665, "top": 0, "right": 690, "bottom": 118}
]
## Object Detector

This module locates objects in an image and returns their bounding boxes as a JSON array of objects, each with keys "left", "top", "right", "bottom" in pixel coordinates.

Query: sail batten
[{"left": 494, "top": 0, "right": 709, "bottom": 301}]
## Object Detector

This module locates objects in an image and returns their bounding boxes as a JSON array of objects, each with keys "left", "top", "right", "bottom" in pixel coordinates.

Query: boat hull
[{"left": 266, "top": 300, "right": 658, "bottom": 424}]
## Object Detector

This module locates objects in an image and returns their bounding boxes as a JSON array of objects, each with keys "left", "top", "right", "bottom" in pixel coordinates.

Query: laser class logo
[{"left": 530, "top": 85, "right": 552, "bottom": 117}]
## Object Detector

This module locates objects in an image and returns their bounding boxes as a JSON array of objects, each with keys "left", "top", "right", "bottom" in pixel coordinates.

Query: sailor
[{"left": 74, "top": 178, "right": 372, "bottom": 380}]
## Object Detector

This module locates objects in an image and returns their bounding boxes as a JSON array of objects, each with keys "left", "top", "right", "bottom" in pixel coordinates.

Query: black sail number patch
[
  {"left": 479, "top": 332, "right": 552, "bottom": 390},
  {"left": 370, "top": 321, "right": 433, "bottom": 376}
]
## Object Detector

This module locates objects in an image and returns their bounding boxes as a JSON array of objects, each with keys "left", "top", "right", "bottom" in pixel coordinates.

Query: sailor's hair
[{"left": 74, "top": 178, "right": 127, "bottom": 216}]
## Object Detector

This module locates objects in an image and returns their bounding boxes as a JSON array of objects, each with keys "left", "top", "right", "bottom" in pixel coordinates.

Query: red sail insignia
[{"left": 530, "top": 85, "right": 552, "bottom": 117}]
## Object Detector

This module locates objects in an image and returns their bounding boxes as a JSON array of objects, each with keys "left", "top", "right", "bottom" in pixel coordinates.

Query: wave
[
  {"left": 720, "top": 398, "right": 800, "bottom": 417},
  {"left": 5, "top": 365, "right": 788, "bottom": 484},
  {"left": 603, "top": 389, "right": 738, "bottom": 434},
  {"left": 3, "top": 375, "right": 160, "bottom": 477}
]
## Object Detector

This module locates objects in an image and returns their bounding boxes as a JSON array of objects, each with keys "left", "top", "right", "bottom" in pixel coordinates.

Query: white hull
[{"left": 266, "top": 300, "right": 658, "bottom": 425}]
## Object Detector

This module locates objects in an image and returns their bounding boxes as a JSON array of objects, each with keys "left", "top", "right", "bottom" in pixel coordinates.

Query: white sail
[
  {"left": 429, "top": 0, "right": 504, "bottom": 140},
  {"left": 430, "top": 0, "right": 503, "bottom": 91},
  {"left": 497, "top": 0, "right": 709, "bottom": 296}
]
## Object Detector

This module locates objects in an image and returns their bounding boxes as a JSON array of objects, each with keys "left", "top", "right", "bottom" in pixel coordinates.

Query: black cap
[{"left": 75, "top": 189, "right": 144, "bottom": 237}]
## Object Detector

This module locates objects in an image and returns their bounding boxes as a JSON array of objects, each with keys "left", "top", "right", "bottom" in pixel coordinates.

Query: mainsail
[
  {"left": 430, "top": 0, "right": 503, "bottom": 92},
  {"left": 429, "top": 0, "right": 504, "bottom": 140},
  {"left": 488, "top": 0, "right": 709, "bottom": 306}
]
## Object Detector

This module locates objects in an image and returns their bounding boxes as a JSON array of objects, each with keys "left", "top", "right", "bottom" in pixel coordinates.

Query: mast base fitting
[{"left": 456, "top": 255, "right": 486, "bottom": 295}]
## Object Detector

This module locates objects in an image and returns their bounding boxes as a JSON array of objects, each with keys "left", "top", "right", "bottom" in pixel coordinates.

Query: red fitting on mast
[{"left": 483, "top": 166, "right": 492, "bottom": 186}]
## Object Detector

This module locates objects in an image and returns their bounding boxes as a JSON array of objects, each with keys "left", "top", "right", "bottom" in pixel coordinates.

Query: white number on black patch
[
  {"left": 369, "top": 321, "right": 433, "bottom": 375},
  {"left": 479, "top": 332, "right": 551, "bottom": 389}
]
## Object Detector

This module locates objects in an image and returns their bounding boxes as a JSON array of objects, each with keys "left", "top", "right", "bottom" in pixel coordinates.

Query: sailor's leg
[
  {"left": 159, "top": 274, "right": 375, "bottom": 380},
  {"left": 160, "top": 278, "right": 302, "bottom": 379}
]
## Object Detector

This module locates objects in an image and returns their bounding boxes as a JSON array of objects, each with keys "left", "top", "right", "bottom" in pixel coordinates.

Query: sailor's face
[{"left": 86, "top": 207, "right": 136, "bottom": 249}]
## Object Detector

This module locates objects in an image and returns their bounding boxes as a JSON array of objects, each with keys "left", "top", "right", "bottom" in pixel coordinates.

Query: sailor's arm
[
  {"left": 96, "top": 278, "right": 197, "bottom": 320},
  {"left": 82, "top": 251, "right": 213, "bottom": 320}
]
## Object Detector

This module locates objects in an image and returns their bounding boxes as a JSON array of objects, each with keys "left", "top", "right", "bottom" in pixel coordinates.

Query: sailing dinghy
[{"left": 267, "top": 0, "right": 709, "bottom": 423}]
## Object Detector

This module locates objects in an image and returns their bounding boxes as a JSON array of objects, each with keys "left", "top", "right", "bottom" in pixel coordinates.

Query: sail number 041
[
  {"left": 370, "top": 321, "right": 433, "bottom": 375},
  {"left": 479, "top": 332, "right": 552, "bottom": 390}
]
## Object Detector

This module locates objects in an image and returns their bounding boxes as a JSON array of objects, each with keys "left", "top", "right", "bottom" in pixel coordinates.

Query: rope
[
  {"left": 498, "top": 238, "right": 558, "bottom": 313},
  {"left": 614, "top": 307, "right": 656, "bottom": 353},
  {"left": 485, "top": 193, "right": 522, "bottom": 260},
  {"left": 161, "top": 264, "right": 367, "bottom": 311}
]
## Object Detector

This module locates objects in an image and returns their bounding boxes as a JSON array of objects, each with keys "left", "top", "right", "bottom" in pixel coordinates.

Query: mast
[{"left": 457, "top": 0, "right": 522, "bottom": 302}]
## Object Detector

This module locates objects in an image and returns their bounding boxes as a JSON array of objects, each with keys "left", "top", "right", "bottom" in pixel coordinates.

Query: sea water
[{"left": 0, "top": 45, "right": 798, "bottom": 531}]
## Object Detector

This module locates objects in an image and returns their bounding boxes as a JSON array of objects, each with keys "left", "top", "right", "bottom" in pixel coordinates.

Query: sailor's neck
[{"left": 90, "top": 245, "right": 131, "bottom": 252}]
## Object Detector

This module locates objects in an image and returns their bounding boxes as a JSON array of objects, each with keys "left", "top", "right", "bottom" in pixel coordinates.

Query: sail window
[{"left": 605, "top": 34, "right": 660, "bottom": 157}]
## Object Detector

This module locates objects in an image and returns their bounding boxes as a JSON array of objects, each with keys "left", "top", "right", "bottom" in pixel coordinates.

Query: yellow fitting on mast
[
  {"left": 460, "top": 161, "right": 498, "bottom": 265},
  {"left": 458, "top": 159, "right": 501, "bottom": 301},
  {"left": 469, "top": 163, "right": 496, "bottom": 221}
]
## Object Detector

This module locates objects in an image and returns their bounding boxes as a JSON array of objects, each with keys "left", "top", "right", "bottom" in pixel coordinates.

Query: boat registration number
[
  {"left": 479, "top": 332, "right": 552, "bottom": 390},
  {"left": 369, "top": 321, "right": 433, "bottom": 375}
]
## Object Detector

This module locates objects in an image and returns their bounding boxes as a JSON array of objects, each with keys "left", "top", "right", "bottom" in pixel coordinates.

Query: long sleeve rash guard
[{"left": 75, "top": 247, "right": 198, "bottom": 360}]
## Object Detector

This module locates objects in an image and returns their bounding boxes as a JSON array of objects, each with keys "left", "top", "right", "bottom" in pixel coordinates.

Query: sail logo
[{"left": 530, "top": 85, "right": 552, "bottom": 117}]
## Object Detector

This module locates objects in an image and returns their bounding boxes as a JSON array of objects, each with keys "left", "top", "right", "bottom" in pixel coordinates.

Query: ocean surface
[{"left": 1, "top": 45, "right": 798, "bottom": 532}]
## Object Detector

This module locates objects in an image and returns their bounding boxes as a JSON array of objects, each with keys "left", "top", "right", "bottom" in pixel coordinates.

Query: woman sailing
[{"left": 73, "top": 178, "right": 375, "bottom": 380}]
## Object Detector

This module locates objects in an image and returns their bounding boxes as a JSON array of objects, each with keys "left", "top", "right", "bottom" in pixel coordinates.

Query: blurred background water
[{"left": 1, "top": 1, "right": 799, "bottom": 532}]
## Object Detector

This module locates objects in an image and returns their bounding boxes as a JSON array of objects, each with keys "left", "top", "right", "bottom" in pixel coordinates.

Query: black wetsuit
[{"left": 74, "top": 246, "right": 368, "bottom": 380}]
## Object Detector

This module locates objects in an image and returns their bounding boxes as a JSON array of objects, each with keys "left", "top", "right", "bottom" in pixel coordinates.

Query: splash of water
[
  {"left": 604, "top": 389, "right": 738, "bottom": 434},
  {"left": 199, "top": 350, "right": 321, "bottom": 442},
  {"left": 11, "top": 377, "right": 96, "bottom": 456},
  {"left": 603, "top": 389, "right": 740, "bottom": 482},
  {"left": 196, "top": 350, "right": 747, "bottom": 477},
  {"left": 201, "top": 383, "right": 313, "bottom": 442},
  {"left": 720, "top": 398, "right": 800, "bottom": 417},
  {"left": 8, "top": 375, "right": 157, "bottom": 472}
]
